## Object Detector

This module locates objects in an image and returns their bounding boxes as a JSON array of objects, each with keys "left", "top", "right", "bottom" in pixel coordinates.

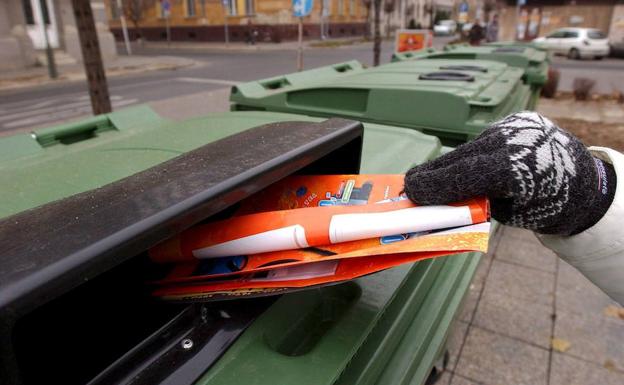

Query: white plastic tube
[
  {"left": 328, "top": 205, "right": 473, "bottom": 244},
  {"left": 192, "top": 225, "right": 309, "bottom": 258}
]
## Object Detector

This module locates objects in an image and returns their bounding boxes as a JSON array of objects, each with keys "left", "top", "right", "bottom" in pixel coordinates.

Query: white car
[
  {"left": 533, "top": 28, "right": 610, "bottom": 59},
  {"left": 434, "top": 20, "right": 457, "bottom": 36}
]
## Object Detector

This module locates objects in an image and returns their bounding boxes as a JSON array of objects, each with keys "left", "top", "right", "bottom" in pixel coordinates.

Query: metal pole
[
  {"left": 223, "top": 3, "right": 229, "bottom": 45},
  {"left": 117, "top": 0, "right": 132, "bottom": 55},
  {"left": 373, "top": 0, "right": 381, "bottom": 66},
  {"left": 70, "top": 0, "right": 112, "bottom": 114},
  {"left": 297, "top": 17, "right": 303, "bottom": 71},
  {"left": 399, "top": 0, "right": 405, "bottom": 29},
  {"left": 165, "top": 11, "right": 171, "bottom": 46},
  {"left": 515, "top": 0, "right": 521, "bottom": 41},
  {"left": 40, "top": 0, "right": 57, "bottom": 79}
]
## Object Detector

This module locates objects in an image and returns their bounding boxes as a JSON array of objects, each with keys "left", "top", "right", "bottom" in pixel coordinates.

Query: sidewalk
[
  {"left": 537, "top": 98, "right": 624, "bottom": 124},
  {"left": 134, "top": 37, "right": 367, "bottom": 52},
  {"left": 0, "top": 54, "right": 198, "bottom": 92},
  {"left": 440, "top": 225, "right": 624, "bottom": 385}
]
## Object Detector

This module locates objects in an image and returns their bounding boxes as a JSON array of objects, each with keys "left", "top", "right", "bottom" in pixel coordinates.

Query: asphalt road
[
  {"left": 1, "top": 40, "right": 623, "bottom": 134},
  {"left": 0, "top": 41, "right": 400, "bottom": 133}
]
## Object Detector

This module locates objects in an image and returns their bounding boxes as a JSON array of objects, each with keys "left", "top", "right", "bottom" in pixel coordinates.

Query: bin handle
[
  {"left": 33, "top": 115, "right": 117, "bottom": 147},
  {"left": 439, "top": 65, "right": 488, "bottom": 73},
  {"left": 418, "top": 71, "right": 475, "bottom": 82}
]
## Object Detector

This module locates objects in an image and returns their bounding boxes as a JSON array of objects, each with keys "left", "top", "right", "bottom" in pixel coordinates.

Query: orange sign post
[{"left": 395, "top": 29, "right": 433, "bottom": 53}]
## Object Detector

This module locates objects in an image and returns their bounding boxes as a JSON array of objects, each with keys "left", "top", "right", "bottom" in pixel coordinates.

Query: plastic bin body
[
  {"left": 230, "top": 59, "right": 530, "bottom": 144},
  {"left": 392, "top": 45, "right": 549, "bottom": 110},
  {"left": 0, "top": 106, "right": 486, "bottom": 385}
]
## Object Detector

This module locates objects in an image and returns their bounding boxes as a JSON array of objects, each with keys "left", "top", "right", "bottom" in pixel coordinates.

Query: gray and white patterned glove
[{"left": 404, "top": 111, "right": 616, "bottom": 235}]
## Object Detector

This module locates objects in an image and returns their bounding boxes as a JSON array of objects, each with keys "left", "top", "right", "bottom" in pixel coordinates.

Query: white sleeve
[{"left": 538, "top": 146, "right": 624, "bottom": 305}]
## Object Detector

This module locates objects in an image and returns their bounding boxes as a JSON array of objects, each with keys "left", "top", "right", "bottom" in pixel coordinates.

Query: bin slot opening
[
  {"left": 333, "top": 64, "right": 353, "bottom": 73},
  {"left": 418, "top": 71, "right": 475, "bottom": 82},
  {"left": 261, "top": 77, "right": 292, "bottom": 90},
  {"left": 439, "top": 65, "right": 488, "bottom": 73},
  {"left": 33, "top": 116, "right": 117, "bottom": 147}
]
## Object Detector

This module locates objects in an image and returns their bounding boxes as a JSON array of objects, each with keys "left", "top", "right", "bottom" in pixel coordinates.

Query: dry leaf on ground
[
  {"left": 603, "top": 305, "right": 624, "bottom": 320},
  {"left": 551, "top": 338, "right": 571, "bottom": 352}
]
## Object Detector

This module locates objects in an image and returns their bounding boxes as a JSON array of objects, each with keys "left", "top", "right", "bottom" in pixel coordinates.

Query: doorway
[{"left": 22, "top": 0, "right": 60, "bottom": 49}]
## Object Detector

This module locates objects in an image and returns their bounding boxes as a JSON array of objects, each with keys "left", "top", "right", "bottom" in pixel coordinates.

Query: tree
[
  {"left": 373, "top": 0, "right": 381, "bottom": 66},
  {"left": 122, "top": 0, "right": 154, "bottom": 42}
]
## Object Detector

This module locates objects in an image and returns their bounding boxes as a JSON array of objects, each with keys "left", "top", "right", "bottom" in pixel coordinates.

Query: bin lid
[
  {"left": 393, "top": 45, "right": 549, "bottom": 86},
  {"left": 0, "top": 107, "right": 439, "bottom": 219},
  {"left": 0, "top": 106, "right": 442, "bottom": 385},
  {"left": 230, "top": 59, "right": 525, "bottom": 135}
]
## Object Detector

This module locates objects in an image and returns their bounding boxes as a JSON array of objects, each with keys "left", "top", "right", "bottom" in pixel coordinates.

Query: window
[
  {"left": 338, "top": 0, "right": 343, "bottom": 15},
  {"left": 22, "top": 0, "right": 35, "bottom": 25},
  {"left": 40, "top": 0, "right": 51, "bottom": 24},
  {"left": 322, "top": 0, "right": 331, "bottom": 16},
  {"left": 587, "top": 30, "right": 606, "bottom": 40},
  {"left": 245, "top": 0, "right": 255, "bottom": 15},
  {"left": 227, "top": 0, "right": 237, "bottom": 15},
  {"left": 349, "top": 0, "right": 354, "bottom": 16},
  {"left": 109, "top": 0, "right": 120, "bottom": 20},
  {"left": 563, "top": 31, "right": 579, "bottom": 38},
  {"left": 158, "top": 2, "right": 167, "bottom": 18},
  {"left": 187, "top": 0, "right": 196, "bottom": 16},
  {"left": 547, "top": 30, "right": 566, "bottom": 38}
]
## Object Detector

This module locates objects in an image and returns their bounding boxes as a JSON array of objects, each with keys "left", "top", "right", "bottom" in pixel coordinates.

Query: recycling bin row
[
  {"left": 0, "top": 43, "right": 540, "bottom": 385},
  {"left": 230, "top": 51, "right": 541, "bottom": 144},
  {"left": 391, "top": 43, "right": 550, "bottom": 110}
]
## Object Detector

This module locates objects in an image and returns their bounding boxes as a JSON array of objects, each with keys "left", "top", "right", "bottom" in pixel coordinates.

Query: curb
[{"left": 0, "top": 59, "right": 199, "bottom": 93}]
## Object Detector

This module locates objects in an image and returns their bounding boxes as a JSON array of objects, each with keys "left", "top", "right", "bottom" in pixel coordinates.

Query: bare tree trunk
[{"left": 373, "top": 0, "right": 381, "bottom": 66}]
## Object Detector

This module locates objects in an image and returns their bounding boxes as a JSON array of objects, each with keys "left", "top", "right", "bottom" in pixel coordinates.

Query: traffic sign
[
  {"left": 293, "top": 0, "right": 313, "bottom": 17},
  {"left": 458, "top": 1, "right": 468, "bottom": 13},
  {"left": 161, "top": 0, "right": 171, "bottom": 12}
]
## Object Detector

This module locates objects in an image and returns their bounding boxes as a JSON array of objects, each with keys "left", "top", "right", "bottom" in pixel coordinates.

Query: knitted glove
[{"left": 404, "top": 111, "right": 617, "bottom": 235}]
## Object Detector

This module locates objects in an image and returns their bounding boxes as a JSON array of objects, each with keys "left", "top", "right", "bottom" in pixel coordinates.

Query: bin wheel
[
  {"left": 568, "top": 48, "right": 581, "bottom": 60},
  {"left": 425, "top": 350, "right": 450, "bottom": 385}
]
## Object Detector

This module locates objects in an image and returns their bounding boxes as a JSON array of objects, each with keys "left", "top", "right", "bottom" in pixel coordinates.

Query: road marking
[
  {"left": 0, "top": 100, "right": 92, "bottom": 122},
  {"left": 2, "top": 98, "right": 138, "bottom": 129},
  {"left": 176, "top": 77, "right": 240, "bottom": 86}
]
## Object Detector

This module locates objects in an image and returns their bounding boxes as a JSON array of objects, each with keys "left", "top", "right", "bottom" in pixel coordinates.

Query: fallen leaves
[
  {"left": 551, "top": 338, "right": 571, "bottom": 352},
  {"left": 603, "top": 305, "right": 624, "bottom": 320}
]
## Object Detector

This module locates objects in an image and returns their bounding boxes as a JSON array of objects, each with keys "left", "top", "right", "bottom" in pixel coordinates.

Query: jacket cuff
[{"left": 538, "top": 146, "right": 624, "bottom": 304}]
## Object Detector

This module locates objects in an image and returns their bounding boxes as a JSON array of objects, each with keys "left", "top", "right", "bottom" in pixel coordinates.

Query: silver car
[{"left": 533, "top": 27, "right": 610, "bottom": 60}]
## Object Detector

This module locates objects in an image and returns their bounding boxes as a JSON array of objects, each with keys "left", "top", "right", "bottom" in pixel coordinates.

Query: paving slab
[
  {"left": 459, "top": 282, "right": 482, "bottom": 323},
  {"left": 482, "top": 260, "right": 555, "bottom": 307},
  {"left": 550, "top": 352, "right": 624, "bottom": 385},
  {"left": 447, "top": 321, "right": 469, "bottom": 371},
  {"left": 474, "top": 289, "right": 553, "bottom": 348},
  {"left": 556, "top": 260, "right": 618, "bottom": 316},
  {"left": 449, "top": 373, "right": 481, "bottom": 385},
  {"left": 554, "top": 307, "right": 624, "bottom": 372},
  {"left": 494, "top": 229, "right": 557, "bottom": 273},
  {"left": 435, "top": 371, "right": 452, "bottom": 385},
  {"left": 455, "top": 326, "right": 549, "bottom": 385}
]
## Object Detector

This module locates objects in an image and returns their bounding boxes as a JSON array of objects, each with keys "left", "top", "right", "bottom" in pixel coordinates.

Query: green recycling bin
[
  {"left": 392, "top": 44, "right": 549, "bottom": 110},
  {"left": 231, "top": 59, "right": 530, "bottom": 145},
  {"left": 0, "top": 105, "right": 492, "bottom": 385}
]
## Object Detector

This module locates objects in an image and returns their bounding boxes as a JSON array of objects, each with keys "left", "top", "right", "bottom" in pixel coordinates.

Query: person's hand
[{"left": 404, "top": 111, "right": 616, "bottom": 235}]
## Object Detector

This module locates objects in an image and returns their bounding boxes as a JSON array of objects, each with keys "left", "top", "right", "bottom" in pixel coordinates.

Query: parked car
[
  {"left": 533, "top": 28, "right": 610, "bottom": 59},
  {"left": 434, "top": 20, "right": 457, "bottom": 36}
]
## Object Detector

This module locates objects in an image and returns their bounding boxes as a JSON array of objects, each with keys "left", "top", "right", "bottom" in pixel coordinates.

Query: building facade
[
  {"left": 0, "top": 0, "right": 117, "bottom": 72},
  {"left": 105, "top": 0, "right": 369, "bottom": 42}
]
